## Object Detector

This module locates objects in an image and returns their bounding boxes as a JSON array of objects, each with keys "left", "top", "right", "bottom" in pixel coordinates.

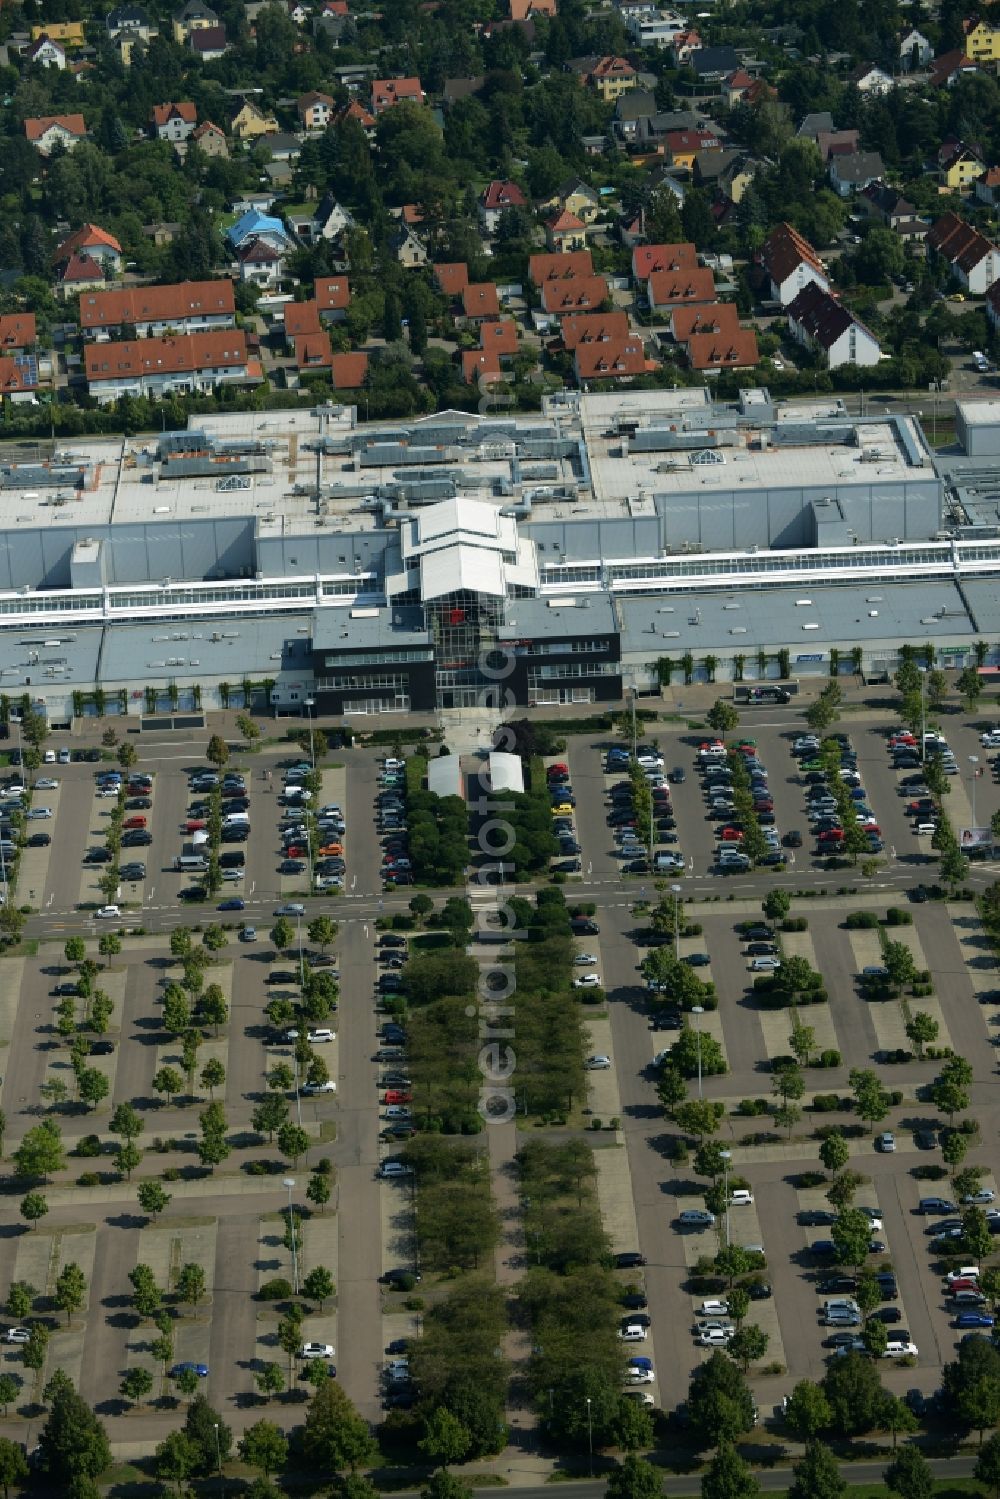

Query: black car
[
  {"left": 650, "top": 1010, "right": 682, "bottom": 1031},
  {"left": 126, "top": 798, "right": 152, "bottom": 811},
  {"left": 817, "top": 1276, "right": 857, "bottom": 1295},
  {"left": 85, "top": 848, "right": 112, "bottom": 864},
  {"left": 120, "top": 864, "right": 146, "bottom": 881},
  {"left": 26, "top": 833, "right": 50, "bottom": 847},
  {"left": 379, "top": 978, "right": 404, "bottom": 994},
  {"left": 783, "top": 830, "right": 803, "bottom": 848},
  {"left": 90, "top": 1040, "right": 115, "bottom": 1055},
  {"left": 558, "top": 840, "right": 582, "bottom": 855},
  {"left": 553, "top": 859, "right": 582, "bottom": 874},
  {"left": 615, "top": 1252, "right": 647, "bottom": 1269},
  {"left": 221, "top": 827, "right": 250, "bottom": 843},
  {"left": 622, "top": 1292, "right": 648, "bottom": 1310},
  {"left": 872, "top": 1306, "right": 903, "bottom": 1324},
  {"left": 382, "top": 1024, "right": 407, "bottom": 1042},
  {"left": 383, "top": 1124, "right": 416, "bottom": 1140},
  {"left": 799, "top": 1210, "right": 836, "bottom": 1227},
  {"left": 743, "top": 925, "right": 773, "bottom": 941},
  {"left": 219, "top": 851, "right": 245, "bottom": 868},
  {"left": 122, "top": 830, "right": 152, "bottom": 847},
  {"left": 380, "top": 935, "right": 407, "bottom": 949},
  {"left": 382, "top": 1268, "right": 421, "bottom": 1287},
  {"left": 748, "top": 1280, "right": 772, "bottom": 1301},
  {"left": 914, "top": 1129, "right": 938, "bottom": 1150},
  {"left": 279, "top": 859, "right": 305, "bottom": 875},
  {"left": 668, "top": 767, "right": 686, "bottom": 783},
  {"left": 52, "top": 982, "right": 80, "bottom": 997},
  {"left": 381, "top": 1073, "right": 412, "bottom": 1088},
  {"left": 571, "top": 920, "right": 599, "bottom": 935},
  {"left": 875, "top": 1273, "right": 899, "bottom": 1300},
  {"left": 909, "top": 885, "right": 929, "bottom": 903}
]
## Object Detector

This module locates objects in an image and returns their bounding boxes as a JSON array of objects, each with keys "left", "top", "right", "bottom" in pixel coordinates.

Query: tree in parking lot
[
  {"left": 605, "top": 1455, "right": 663, "bottom": 1499},
  {"left": 727, "top": 1325, "right": 769, "bottom": 1375},
  {"left": 268, "top": 1063, "right": 294, "bottom": 1095},
  {"left": 78, "top": 1068, "right": 109, "bottom": 1111},
  {"left": 116, "top": 741, "right": 137, "bottom": 771},
  {"left": 962, "top": 1206, "right": 993, "bottom": 1262},
  {"left": 303, "top": 1267, "right": 334, "bottom": 1309},
  {"left": 200, "top": 1059, "right": 226, "bottom": 1099},
  {"left": 819, "top": 1134, "right": 850, "bottom": 1177},
  {"left": 35, "top": 1376, "right": 110, "bottom": 1483},
  {"left": 789, "top": 1441, "right": 846, "bottom": 1499},
  {"left": 170, "top": 928, "right": 192, "bottom": 962},
  {"left": 152, "top": 1066, "right": 183, "bottom": 1106},
  {"left": 109, "top": 1102, "right": 143, "bottom": 1143},
  {"left": 175, "top": 1263, "right": 206, "bottom": 1309},
  {"left": 762, "top": 889, "right": 791, "bottom": 923},
  {"left": 935, "top": 1078, "right": 971, "bottom": 1127},
  {"left": 715, "top": 1246, "right": 753, "bottom": 1288},
  {"left": 198, "top": 983, "right": 228, "bottom": 1036},
  {"left": 832, "top": 1208, "right": 874, "bottom": 1272},
  {"left": 307, "top": 916, "right": 338, "bottom": 951},
  {"left": 822, "top": 1351, "right": 888, "bottom": 1437},
  {"left": 19, "top": 1191, "right": 47, "bottom": 1231},
  {"left": 882, "top": 941, "right": 916, "bottom": 993},
  {"left": 114, "top": 1140, "right": 142, "bottom": 1181},
  {"left": 252, "top": 1095, "right": 289, "bottom": 1141},
  {"left": 849, "top": 1069, "right": 890, "bottom": 1132},
  {"left": 707, "top": 700, "right": 739, "bottom": 734},
  {"left": 694, "top": 1142, "right": 728, "bottom": 1180},
  {"left": 657, "top": 1064, "right": 688, "bottom": 1116},
  {"left": 675, "top": 1099, "right": 722, "bottom": 1142},
  {"left": 54, "top": 1262, "right": 86, "bottom": 1325},
  {"left": 421, "top": 1474, "right": 474, "bottom": 1499},
  {"left": 687, "top": 1352, "right": 756, "bottom": 1448},
  {"left": 239, "top": 1419, "right": 288, "bottom": 1478},
  {"left": 420, "top": 1407, "right": 471, "bottom": 1468},
  {"left": 206, "top": 735, "right": 229, "bottom": 769},
  {"left": 129, "top": 1264, "right": 160, "bottom": 1319},
  {"left": 277, "top": 1123, "right": 309, "bottom": 1168},
  {"left": 270, "top": 918, "right": 294, "bottom": 953},
  {"left": 905, "top": 1010, "right": 938, "bottom": 1059},
  {"left": 861, "top": 1317, "right": 888, "bottom": 1361},
  {"left": 307, "top": 1172, "right": 332, "bottom": 1213},
  {"left": 703, "top": 1442, "right": 761, "bottom": 1499},
  {"left": 0, "top": 1434, "right": 27, "bottom": 1494},
  {"left": 137, "top": 1181, "right": 171, "bottom": 1222},
  {"left": 181, "top": 1031, "right": 202, "bottom": 1092},
  {"left": 957, "top": 666, "right": 984, "bottom": 711},
  {"left": 7, "top": 1282, "right": 34, "bottom": 1320},
  {"left": 726, "top": 1287, "right": 750, "bottom": 1327},
  {"left": 162, "top": 985, "right": 191, "bottom": 1035},
  {"left": 783, "top": 1380, "right": 832, "bottom": 1444},
  {"left": 302, "top": 1379, "right": 377, "bottom": 1472},
  {"left": 14, "top": 1120, "right": 65, "bottom": 1182},
  {"left": 671, "top": 1028, "right": 727, "bottom": 1080},
  {"left": 97, "top": 932, "right": 121, "bottom": 962}
]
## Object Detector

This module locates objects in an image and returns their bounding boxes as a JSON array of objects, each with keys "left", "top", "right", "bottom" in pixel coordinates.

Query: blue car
[
  {"left": 218, "top": 898, "right": 245, "bottom": 911},
  {"left": 628, "top": 1356, "right": 653, "bottom": 1370},
  {"left": 170, "top": 1362, "right": 209, "bottom": 1378},
  {"left": 956, "top": 1312, "right": 995, "bottom": 1329}
]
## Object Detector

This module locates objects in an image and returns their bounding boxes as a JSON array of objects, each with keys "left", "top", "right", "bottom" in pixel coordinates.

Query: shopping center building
[{"left": 3, "top": 389, "right": 1000, "bottom": 721}]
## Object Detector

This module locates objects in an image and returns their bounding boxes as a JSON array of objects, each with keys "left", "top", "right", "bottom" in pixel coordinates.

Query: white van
[
  {"left": 43, "top": 749, "right": 56, "bottom": 763},
  {"left": 223, "top": 811, "right": 250, "bottom": 826},
  {"left": 175, "top": 854, "right": 208, "bottom": 871}
]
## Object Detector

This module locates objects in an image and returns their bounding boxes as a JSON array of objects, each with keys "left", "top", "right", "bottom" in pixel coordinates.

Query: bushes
[
  {"left": 781, "top": 916, "right": 809, "bottom": 932},
  {"left": 811, "top": 1095, "right": 850, "bottom": 1113},
  {"left": 735, "top": 1098, "right": 771, "bottom": 1116},
  {"left": 845, "top": 911, "right": 880, "bottom": 929},
  {"left": 74, "top": 1135, "right": 102, "bottom": 1158},
  {"left": 885, "top": 907, "right": 913, "bottom": 926},
  {"left": 816, "top": 1049, "right": 842, "bottom": 1069},
  {"left": 258, "top": 1278, "right": 294, "bottom": 1301}
]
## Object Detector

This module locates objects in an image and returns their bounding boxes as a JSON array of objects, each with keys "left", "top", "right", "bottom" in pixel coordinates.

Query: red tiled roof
[
  {"left": 671, "top": 301, "right": 740, "bottom": 343},
  {"left": 725, "top": 68, "right": 754, "bottom": 88},
  {"left": 338, "top": 99, "right": 375, "bottom": 128},
  {"left": 59, "top": 253, "right": 108, "bottom": 284},
  {"left": 547, "top": 210, "right": 586, "bottom": 233},
  {"left": 237, "top": 238, "right": 283, "bottom": 264},
  {"left": 315, "top": 276, "right": 350, "bottom": 312},
  {"left": 632, "top": 242, "right": 697, "bottom": 280},
  {"left": 686, "top": 328, "right": 759, "bottom": 369},
  {"left": 647, "top": 267, "right": 716, "bottom": 307},
  {"left": 55, "top": 223, "right": 122, "bottom": 264},
  {"left": 152, "top": 101, "right": 197, "bottom": 127},
  {"left": 330, "top": 352, "right": 369, "bottom": 388},
  {"left": 372, "top": 77, "right": 424, "bottom": 112},
  {"left": 528, "top": 249, "right": 594, "bottom": 284},
  {"left": 285, "top": 300, "right": 322, "bottom": 337},
  {"left": 540, "top": 274, "right": 609, "bottom": 314},
  {"left": 0, "top": 357, "right": 37, "bottom": 393},
  {"left": 25, "top": 113, "right": 86, "bottom": 140},
  {"left": 463, "top": 348, "right": 503, "bottom": 383},
  {"left": 482, "top": 179, "right": 526, "bottom": 211},
  {"left": 480, "top": 319, "right": 518, "bottom": 355},
  {"left": 590, "top": 55, "right": 635, "bottom": 79},
  {"left": 294, "top": 331, "right": 333, "bottom": 369},
  {"left": 462, "top": 283, "right": 500, "bottom": 319},
  {"left": 560, "top": 310, "right": 629, "bottom": 351},
  {"left": 0, "top": 313, "right": 36, "bottom": 349},
  {"left": 79, "top": 279, "right": 234, "bottom": 330},
  {"left": 575, "top": 334, "right": 645, "bottom": 380},
  {"left": 86, "top": 330, "right": 249, "bottom": 382},
  {"left": 666, "top": 128, "right": 721, "bottom": 154},
  {"left": 433, "top": 262, "right": 469, "bottom": 296}
]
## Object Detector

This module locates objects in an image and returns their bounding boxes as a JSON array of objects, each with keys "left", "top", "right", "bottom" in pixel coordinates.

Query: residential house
[
  {"left": 543, "top": 177, "right": 601, "bottom": 224},
  {"left": 236, "top": 238, "right": 285, "bottom": 287},
  {"left": 762, "top": 221, "right": 829, "bottom": 305},
  {"left": 690, "top": 45, "right": 739, "bottom": 81},
  {"left": 786, "top": 282, "right": 881, "bottom": 367},
  {"left": 545, "top": 211, "right": 588, "bottom": 252},
  {"left": 510, "top": 0, "right": 557, "bottom": 17},
  {"left": 284, "top": 300, "right": 322, "bottom": 347},
  {"left": 899, "top": 26, "right": 932, "bottom": 69},
  {"left": 231, "top": 190, "right": 277, "bottom": 214},
  {"left": 433, "top": 263, "right": 469, "bottom": 298},
  {"left": 463, "top": 349, "right": 503, "bottom": 384},
  {"left": 231, "top": 100, "right": 279, "bottom": 139},
  {"left": 312, "top": 4, "right": 346, "bottom": 40},
  {"left": 29, "top": 20, "right": 83, "bottom": 45},
  {"left": 964, "top": 14, "right": 1000, "bottom": 61},
  {"left": 671, "top": 27, "right": 702, "bottom": 63},
  {"left": 850, "top": 63, "right": 893, "bottom": 95},
  {"left": 859, "top": 182, "right": 926, "bottom": 243},
  {"left": 372, "top": 77, "right": 425, "bottom": 113},
  {"left": 938, "top": 138, "right": 985, "bottom": 190},
  {"left": 0, "top": 314, "right": 35, "bottom": 354},
  {"left": 618, "top": 208, "right": 645, "bottom": 249},
  {"left": 571, "top": 55, "right": 637, "bottom": 101},
  {"left": 0, "top": 356, "right": 40, "bottom": 403},
  {"left": 647, "top": 267, "right": 716, "bottom": 313},
  {"left": 297, "top": 92, "right": 335, "bottom": 130},
  {"left": 28, "top": 36, "right": 66, "bottom": 68},
  {"left": 529, "top": 249, "right": 594, "bottom": 285},
  {"left": 632, "top": 242, "right": 698, "bottom": 285},
  {"left": 721, "top": 68, "right": 755, "bottom": 106},
  {"left": 330, "top": 352, "right": 368, "bottom": 388},
  {"left": 151, "top": 102, "right": 197, "bottom": 141},
  {"left": 336, "top": 99, "right": 376, "bottom": 139},
  {"left": 315, "top": 276, "right": 350, "bottom": 321},
  {"left": 669, "top": 301, "right": 740, "bottom": 343},
  {"left": 442, "top": 77, "right": 486, "bottom": 107},
  {"left": 54, "top": 224, "right": 123, "bottom": 275},
  {"left": 666, "top": 127, "right": 722, "bottom": 170},
  {"left": 390, "top": 224, "right": 428, "bottom": 267},
  {"left": 560, "top": 310, "right": 630, "bottom": 350},
  {"left": 172, "top": 0, "right": 219, "bottom": 42},
  {"left": 829, "top": 150, "right": 885, "bottom": 197},
  {"left": 480, "top": 319, "right": 519, "bottom": 364},
  {"left": 286, "top": 0, "right": 310, "bottom": 24},
  {"left": 815, "top": 128, "right": 860, "bottom": 161},
  {"left": 55, "top": 255, "right": 109, "bottom": 297},
  {"left": 987, "top": 280, "right": 1000, "bottom": 334},
  {"left": 929, "top": 49, "right": 980, "bottom": 87},
  {"left": 797, "top": 111, "right": 835, "bottom": 139},
  {"left": 975, "top": 167, "right": 1000, "bottom": 208},
  {"left": 694, "top": 150, "right": 757, "bottom": 204},
  {"left": 79, "top": 280, "right": 236, "bottom": 339},
  {"left": 927, "top": 211, "right": 1000, "bottom": 294},
  {"left": 24, "top": 114, "right": 86, "bottom": 155},
  {"left": 612, "top": 91, "right": 700, "bottom": 149},
  {"left": 461, "top": 283, "right": 501, "bottom": 326},
  {"left": 85, "top": 330, "right": 258, "bottom": 403},
  {"left": 625, "top": 9, "right": 684, "bottom": 47},
  {"left": 540, "top": 274, "right": 609, "bottom": 316},
  {"left": 227, "top": 209, "right": 293, "bottom": 255},
  {"left": 309, "top": 193, "right": 354, "bottom": 243},
  {"left": 106, "top": 5, "right": 156, "bottom": 39},
  {"left": 575, "top": 332, "right": 646, "bottom": 382},
  {"left": 686, "top": 328, "right": 759, "bottom": 372},
  {"left": 479, "top": 180, "right": 527, "bottom": 235},
  {"left": 191, "top": 120, "right": 227, "bottom": 157},
  {"left": 189, "top": 25, "right": 227, "bottom": 58}
]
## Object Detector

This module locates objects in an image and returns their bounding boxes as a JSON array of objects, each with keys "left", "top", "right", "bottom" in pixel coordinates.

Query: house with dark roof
[
  {"left": 829, "top": 150, "right": 885, "bottom": 197},
  {"left": 850, "top": 63, "right": 893, "bottom": 94},
  {"left": 297, "top": 92, "right": 336, "bottom": 130},
  {"left": 929, "top": 48, "right": 979, "bottom": 87},
  {"left": 188, "top": 24, "right": 227, "bottom": 57},
  {"left": 762, "top": 222, "right": 829, "bottom": 305},
  {"left": 786, "top": 282, "right": 881, "bottom": 368},
  {"left": 815, "top": 129, "right": 860, "bottom": 161},
  {"left": 796, "top": 111, "right": 834, "bottom": 140},
  {"left": 927, "top": 211, "right": 1000, "bottom": 294},
  {"left": 690, "top": 45, "right": 739, "bottom": 81}
]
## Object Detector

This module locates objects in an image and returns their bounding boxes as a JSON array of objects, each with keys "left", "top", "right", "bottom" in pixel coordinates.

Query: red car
[
  {"left": 818, "top": 829, "right": 844, "bottom": 843},
  {"left": 547, "top": 763, "right": 569, "bottom": 778},
  {"left": 185, "top": 819, "right": 206, "bottom": 832},
  {"left": 384, "top": 1089, "right": 412, "bottom": 1105},
  {"left": 721, "top": 828, "right": 744, "bottom": 842}
]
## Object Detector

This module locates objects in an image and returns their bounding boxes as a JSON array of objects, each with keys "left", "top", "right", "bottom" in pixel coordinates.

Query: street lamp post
[
  {"left": 292, "top": 1049, "right": 303, "bottom": 1128},
  {"left": 586, "top": 1396, "right": 593, "bottom": 1477},
  {"left": 213, "top": 1422, "right": 224, "bottom": 1493},
  {"left": 671, "top": 883, "right": 682, "bottom": 962},
  {"left": 970, "top": 754, "right": 980, "bottom": 829},
  {"left": 305, "top": 696, "right": 316, "bottom": 770},
  {"left": 692, "top": 1004, "right": 705, "bottom": 1099},
  {"left": 720, "top": 1148, "right": 731, "bottom": 1248},
  {"left": 283, "top": 1176, "right": 299, "bottom": 1293}
]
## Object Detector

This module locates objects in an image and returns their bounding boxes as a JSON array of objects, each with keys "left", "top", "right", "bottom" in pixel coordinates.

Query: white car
[
  {"left": 698, "top": 1328, "right": 734, "bottom": 1347},
  {"left": 574, "top": 975, "right": 601, "bottom": 988},
  {"left": 35, "top": 778, "right": 59, "bottom": 790},
  {"left": 96, "top": 905, "right": 121, "bottom": 920},
  {"left": 885, "top": 1341, "right": 918, "bottom": 1358},
  {"left": 98, "top": 786, "right": 119, "bottom": 798},
  {"left": 793, "top": 737, "right": 820, "bottom": 752},
  {"left": 26, "top": 808, "right": 52, "bottom": 820},
  {"left": 625, "top": 1368, "right": 655, "bottom": 1384},
  {"left": 947, "top": 1267, "right": 980, "bottom": 1284},
  {"left": 3, "top": 1328, "right": 29, "bottom": 1344},
  {"left": 302, "top": 1080, "right": 337, "bottom": 1095},
  {"left": 730, "top": 1190, "right": 754, "bottom": 1207},
  {"left": 699, "top": 1299, "right": 729, "bottom": 1316},
  {"left": 750, "top": 957, "right": 781, "bottom": 972},
  {"left": 379, "top": 1161, "right": 413, "bottom": 1179},
  {"left": 383, "top": 758, "right": 404, "bottom": 771},
  {"left": 981, "top": 731, "right": 1000, "bottom": 748},
  {"left": 384, "top": 1106, "right": 412, "bottom": 1120},
  {"left": 301, "top": 1342, "right": 335, "bottom": 1360},
  {"left": 574, "top": 953, "right": 598, "bottom": 966},
  {"left": 859, "top": 1209, "right": 884, "bottom": 1231},
  {"left": 619, "top": 1324, "right": 648, "bottom": 1342},
  {"left": 622, "top": 1390, "right": 655, "bottom": 1407},
  {"left": 637, "top": 755, "right": 664, "bottom": 770},
  {"left": 585, "top": 1054, "right": 612, "bottom": 1070}
]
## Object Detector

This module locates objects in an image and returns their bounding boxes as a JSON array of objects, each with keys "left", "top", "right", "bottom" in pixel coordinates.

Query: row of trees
[
  {"left": 404, "top": 759, "right": 470, "bottom": 886},
  {"left": 510, "top": 890, "right": 588, "bottom": 1117}
]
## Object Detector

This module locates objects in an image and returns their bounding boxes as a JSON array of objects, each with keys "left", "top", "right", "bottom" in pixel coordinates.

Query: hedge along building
[{"left": 0, "top": 391, "right": 998, "bottom": 720}]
